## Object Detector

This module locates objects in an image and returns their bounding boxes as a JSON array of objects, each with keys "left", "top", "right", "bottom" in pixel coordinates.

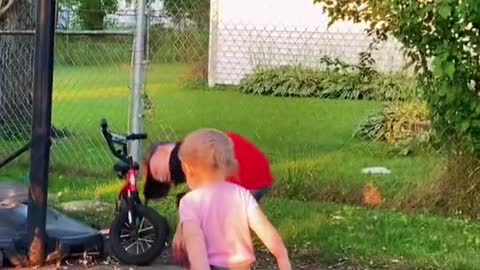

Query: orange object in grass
[{"left": 363, "top": 183, "right": 383, "bottom": 207}]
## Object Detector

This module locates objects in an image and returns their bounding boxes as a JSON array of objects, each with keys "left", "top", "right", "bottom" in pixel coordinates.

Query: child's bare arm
[
  {"left": 248, "top": 207, "right": 291, "bottom": 270},
  {"left": 182, "top": 221, "right": 210, "bottom": 270},
  {"left": 172, "top": 221, "right": 186, "bottom": 264}
]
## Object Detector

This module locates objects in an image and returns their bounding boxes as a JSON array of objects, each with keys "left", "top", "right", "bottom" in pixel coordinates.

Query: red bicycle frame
[{"left": 119, "top": 169, "right": 138, "bottom": 199}]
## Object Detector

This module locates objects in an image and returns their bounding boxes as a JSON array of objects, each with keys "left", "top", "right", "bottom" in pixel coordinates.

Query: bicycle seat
[
  {"left": 113, "top": 160, "right": 129, "bottom": 177},
  {"left": 113, "top": 160, "right": 139, "bottom": 178}
]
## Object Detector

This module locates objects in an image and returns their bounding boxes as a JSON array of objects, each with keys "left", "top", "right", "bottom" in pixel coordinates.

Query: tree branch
[{"left": 0, "top": 0, "right": 15, "bottom": 18}]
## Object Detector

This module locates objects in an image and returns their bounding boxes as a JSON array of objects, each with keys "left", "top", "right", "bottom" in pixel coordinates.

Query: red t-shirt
[{"left": 226, "top": 132, "right": 275, "bottom": 190}]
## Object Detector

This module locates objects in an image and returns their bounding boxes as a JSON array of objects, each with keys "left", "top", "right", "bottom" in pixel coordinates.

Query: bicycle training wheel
[{"left": 109, "top": 204, "right": 169, "bottom": 265}]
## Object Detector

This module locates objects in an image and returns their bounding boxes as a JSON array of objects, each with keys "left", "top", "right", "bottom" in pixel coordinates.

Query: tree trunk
[{"left": 0, "top": 0, "right": 35, "bottom": 141}]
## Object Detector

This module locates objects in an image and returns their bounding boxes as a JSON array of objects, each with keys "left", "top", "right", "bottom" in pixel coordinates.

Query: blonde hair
[{"left": 179, "top": 129, "right": 238, "bottom": 176}]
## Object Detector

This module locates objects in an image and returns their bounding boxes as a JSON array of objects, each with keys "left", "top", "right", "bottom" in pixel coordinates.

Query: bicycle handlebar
[
  {"left": 100, "top": 119, "right": 147, "bottom": 162},
  {"left": 126, "top": 133, "right": 148, "bottom": 140}
]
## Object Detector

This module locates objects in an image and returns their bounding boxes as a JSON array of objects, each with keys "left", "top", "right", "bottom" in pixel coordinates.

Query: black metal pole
[{"left": 27, "top": 0, "right": 56, "bottom": 265}]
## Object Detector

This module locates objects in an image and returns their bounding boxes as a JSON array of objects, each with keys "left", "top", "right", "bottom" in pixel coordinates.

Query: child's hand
[
  {"left": 277, "top": 257, "right": 292, "bottom": 270},
  {"left": 172, "top": 230, "right": 188, "bottom": 265}
]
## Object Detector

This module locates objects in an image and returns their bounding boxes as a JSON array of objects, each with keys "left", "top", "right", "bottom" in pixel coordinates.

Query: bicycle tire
[{"left": 109, "top": 204, "right": 168, "bottom": 266}]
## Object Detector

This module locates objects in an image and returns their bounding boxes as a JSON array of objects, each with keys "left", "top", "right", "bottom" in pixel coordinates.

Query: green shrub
[
  {"left": 239, "top": 66, "right": 417, "bottom": 101},
  {"left": 316, "top": 0, "right": 480, "bottom": 155},
  {"left": 353, "top": 110, "right": 385, "bottom": 141},
  {"left": 383, "top": 102, "right": 430, "bottom": 145},
  {"left": 354, "top": 102, "right": 432, "bottom": 156}
]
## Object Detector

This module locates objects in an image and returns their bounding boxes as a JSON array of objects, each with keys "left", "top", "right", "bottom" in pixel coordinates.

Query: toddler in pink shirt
[{"left": 175, "top": 128, "right": 291, "bottom": 270}]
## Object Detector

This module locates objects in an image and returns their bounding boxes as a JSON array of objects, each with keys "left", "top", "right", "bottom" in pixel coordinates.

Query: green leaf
[
  {"left": 472, "top": 120, "right": 480, "bottom": 128},
  {"left": 432, "top": 57, "right": 444, "bottom": 77},
  {"left": 445, "top": 62, "right": 456, "bottom": 80},
  {"left": 460, "top": 121, "right": 470, "bottom": 133},
  {"left": 438, "top": 4, "right": 452, "bottom": 19}
]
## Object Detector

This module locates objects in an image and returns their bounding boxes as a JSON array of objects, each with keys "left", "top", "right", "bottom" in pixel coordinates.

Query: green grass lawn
[
  {"left": 2, "top": 167, "right": 480, "bottom": 270},
  {"left": 1, "top": 63, "right": 460, "bottom": 268},
  {"left": 39, "top": 64, "right": 441, "bottom": 203}
]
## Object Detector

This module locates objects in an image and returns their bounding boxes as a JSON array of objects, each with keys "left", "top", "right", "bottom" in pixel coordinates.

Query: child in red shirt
[
  {"left": 143, "top": 131, "right": 276, "bottom": 267},
  {"left": 143, "top": 132, "right": 274, "bottom": 202}
]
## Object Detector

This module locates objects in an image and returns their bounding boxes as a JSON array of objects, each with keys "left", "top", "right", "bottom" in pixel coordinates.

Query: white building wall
[{"left": 209, "top": 0, "right": 407, "bottom": 85}]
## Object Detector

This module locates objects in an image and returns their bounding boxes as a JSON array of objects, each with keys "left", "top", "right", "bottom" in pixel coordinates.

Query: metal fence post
[
  {"left": 130, "top": 0, "right": 147, "bottom": 163},
  {"left": 207, "top": 0, "right": 219, "bottom": 87},
  {"left": 27, "top": 0, "right": 56, "bottom": 265}
]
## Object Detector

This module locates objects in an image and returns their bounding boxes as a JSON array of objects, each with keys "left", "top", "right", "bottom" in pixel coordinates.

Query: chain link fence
[
  {"left": 0, "top": 0, "right": 35, "bottom": 169},
  {"left": 1, "top": 5, "right": 209, "bottom": 175},
  {"left": 1, "top": 7, "right": 135, "bottom": 174},
  {"left": 210, "top": 24, "right": 407, "bottom": 85},
  {"left": 52, "top": 30, "right": 133, "bottom": 173},
  {"left": 1, "top": 1, "right": 426, "bottom": 191}
]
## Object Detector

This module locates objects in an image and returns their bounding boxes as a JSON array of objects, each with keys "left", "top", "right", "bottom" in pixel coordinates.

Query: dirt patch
[{"left": 10, "top": 248, "right": 419, "bottom": 270}]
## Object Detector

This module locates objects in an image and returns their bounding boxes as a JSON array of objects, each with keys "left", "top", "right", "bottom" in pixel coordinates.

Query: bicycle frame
[
  {"left": 100, "top": 119, "right": 146, "bottom": 219},
  {"left": 120, "top": 167, "right": 138, "bottom": 199}
]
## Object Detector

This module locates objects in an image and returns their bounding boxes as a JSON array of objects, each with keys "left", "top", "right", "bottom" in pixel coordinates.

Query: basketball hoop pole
[{"left": 27, "top": 0, "right": 56, "bottom": 265}]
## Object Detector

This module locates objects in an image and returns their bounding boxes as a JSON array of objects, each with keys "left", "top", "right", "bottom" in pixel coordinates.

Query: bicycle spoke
[
  {"left": 121, "top": 236, "right": 136, "bottom": 246},
  {"left": 125, "top": 240, "right": 137, "bottom": 252},
  {"left": 139, "top": 238, "right": 147, "bottom": 253},
  {"left": 139, "top": 238, "right": 154, "bottom": 243},
  {"left": 139, "top": 239, "right": 152, "bottom": 249},
  {"left": 138, "top": 218, "right": 145, "bottom": 231},
  {"left": 138, "top": 225, "right": 154, "bottom": 233},
  {"left": 139, "top": 238, "right": 153, "bottom": 249}
]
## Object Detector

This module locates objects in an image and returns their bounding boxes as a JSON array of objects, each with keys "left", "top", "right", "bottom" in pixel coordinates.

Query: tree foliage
[
  {"left": 62, "top": 0, "right": 118, "bottom": 30},
  {"left": 315, "top": 0, "right": 480, "bottom": 154},
  {"left": 163, "top": 0, "right": 209, "bottom": 29}
]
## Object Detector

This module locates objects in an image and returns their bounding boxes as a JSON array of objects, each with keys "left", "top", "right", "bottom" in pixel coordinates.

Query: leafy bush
[
  {"left": 353, "top": 110, "right": 385, "bottom": 141},
  {"left": 317, "top": 0, "right": 480, "bottom": 155},
  {"left": 384, "top": 102, "right": 430, "bottom": 145},
  {"left": 239, "top": 66, "right": 417, "bottom": 101},
  {"left": 355, "top": 102, "right": 431, "bottom": 145}
]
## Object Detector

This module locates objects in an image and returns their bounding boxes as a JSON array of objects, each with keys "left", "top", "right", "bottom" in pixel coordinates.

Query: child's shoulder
[
  {"left": 222, "top": 181, "right": 250, "bottom": 193},
  {"left": 222, "top": 182, "right": 255, "bottom": 203},
  {"left": 180, "top": 188, "right": 201, "bottom": 202},
  {"left": 182, "top": 182, "right": 250, "bottom": 202}
]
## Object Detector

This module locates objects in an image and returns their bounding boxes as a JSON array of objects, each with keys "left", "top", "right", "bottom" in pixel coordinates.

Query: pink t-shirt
[{"left": 179, "top": 181, "right": 259, "bottom": 267}]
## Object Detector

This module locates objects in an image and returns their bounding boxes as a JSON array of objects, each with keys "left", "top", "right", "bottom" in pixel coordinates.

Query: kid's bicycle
[{"left": 100, "top": 119, "right": 168, "bottom": 265}]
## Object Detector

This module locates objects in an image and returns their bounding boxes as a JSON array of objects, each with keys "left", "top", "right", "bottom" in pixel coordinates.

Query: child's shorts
[{"left": 250, "top": 187, "right": 270, "bottom": 202}]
